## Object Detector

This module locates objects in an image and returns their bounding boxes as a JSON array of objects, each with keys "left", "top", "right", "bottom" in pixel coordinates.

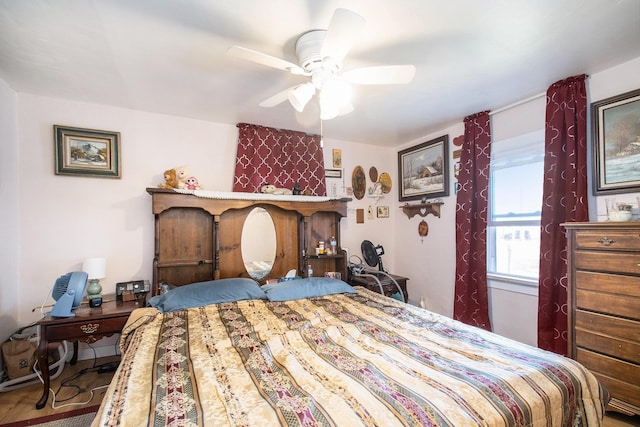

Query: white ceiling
[{"left": 1, "top": 0, "right": 639, "bottom": 146}]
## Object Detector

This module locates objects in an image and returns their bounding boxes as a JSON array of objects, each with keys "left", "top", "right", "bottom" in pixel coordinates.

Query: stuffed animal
[
  {"left": 174, "top": 165, "right": 190, "bottom": 189},
  {"left": 261, "top": 184, "right": 293, "bottom": 195},
  {"left": 185, "top": 176, "right": 202, "bottom": 190},
  {"left": 158, "top": 168, "right": 179, "bottom": 189}
]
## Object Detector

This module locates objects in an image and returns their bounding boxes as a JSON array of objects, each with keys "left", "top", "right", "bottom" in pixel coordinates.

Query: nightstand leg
[
  {"left": 35, "top": 338, "right": 50, "bottom": 409},
  {"left": 70, "top": 341, "right": 79, "bottom": 365}
]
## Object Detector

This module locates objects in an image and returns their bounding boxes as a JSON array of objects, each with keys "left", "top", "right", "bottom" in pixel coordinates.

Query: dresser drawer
[
  {"left": 576, "top": 289, "right": 640, "bottom": 320},
  {"left": 575, "top": 230, "right": 640, "bottom": 251},
  {"left": 575, "top": 271, "right": 640, "bottom": 298},
  {"left": 575, "top": 310, "right": 640, "bottom": 342},
  {"left": 590, "top": 372, "right": 640, "bottom": 410},
  {"left": 576, "top": 330, "right": 640, "bottom": 364},
  {"left": 578, "top": 348, "right": 640, "bottom": 408},
  {"left": 576, "top": 348, "right": 640, "bottom": 392},
  {"left": 43, "top": 316, "right": 129, "bottom": 341},
  {"left": 575, "top": 250, "right": 640, "bottom": 275}
]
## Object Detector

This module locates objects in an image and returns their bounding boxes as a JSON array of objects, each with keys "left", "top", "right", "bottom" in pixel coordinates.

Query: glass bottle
[
  {"left": 330, "top": 236, "right": 337, "bottom": 254},
  {"left": 307, "top": 263, "right": 313, "bottom": 277}
]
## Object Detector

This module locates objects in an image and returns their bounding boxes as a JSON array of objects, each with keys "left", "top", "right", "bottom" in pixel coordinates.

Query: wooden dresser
[{"left": 564, "top": 222, "right": 640, "bottom": 416}]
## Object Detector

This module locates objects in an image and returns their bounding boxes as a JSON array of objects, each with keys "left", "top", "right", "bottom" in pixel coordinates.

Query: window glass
[{"left": 488, "top": 130, "right": 543, "bottom": 282}]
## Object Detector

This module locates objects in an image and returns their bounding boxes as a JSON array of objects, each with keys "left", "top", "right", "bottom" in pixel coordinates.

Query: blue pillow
[
  {"left": 149, "top": 278, "right": 267, "bottom": 312},
  {"left": 262, "top": 277, "right": 355, "bottom": 302}
]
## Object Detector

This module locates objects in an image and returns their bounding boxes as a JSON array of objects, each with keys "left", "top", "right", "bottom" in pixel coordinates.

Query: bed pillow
[
  {"left": 148, "top": 278, "right": 267, "bottom": 312},
  {"left": 262, "top": 277, "right": 355, "bottom": 302}
]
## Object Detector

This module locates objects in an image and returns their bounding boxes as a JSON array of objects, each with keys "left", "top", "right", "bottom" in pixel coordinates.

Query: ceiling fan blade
[
  {"left": 342, "top": 65, "right": 416, "bottom": 85},
  {"left": 259, "top": 87, "right": 296, "bottom": 108},
  {"left": 321, "top": 8, "right": 365, "bottom": 64},
  {"left": 228, "top": 46, "right": 307, "bottom": 75}
]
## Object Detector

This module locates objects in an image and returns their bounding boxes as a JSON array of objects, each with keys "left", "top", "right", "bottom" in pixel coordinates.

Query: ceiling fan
[{"left": 227, "top": 8, "right": 416, "bottom": 120}]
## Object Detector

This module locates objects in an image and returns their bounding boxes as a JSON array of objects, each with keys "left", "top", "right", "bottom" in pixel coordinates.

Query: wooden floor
[
  {"left": 0, "top": 355, "right": 639, "bottom": 426},
  {"left": 0, "top": 355, "right": 119, "bottom": 425}
]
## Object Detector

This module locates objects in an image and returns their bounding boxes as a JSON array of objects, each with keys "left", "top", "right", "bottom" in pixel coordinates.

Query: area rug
[{"left": 0, "top": 405, "right": 99, "bottom": 427}]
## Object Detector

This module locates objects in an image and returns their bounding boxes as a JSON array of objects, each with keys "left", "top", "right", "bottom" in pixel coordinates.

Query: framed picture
[
  {"left": 592, "top": 88, "right": 640, "bottom": 195},
  {"left": 376, "top": 206, "right": 389, "bottom": 218},
  {"left": 54, "top": 125, "right": 121, "bottom": 178},
  {"left": 398, "top": 135, "right": 449, "bottom": 201},
  {"left": 332, "top": 149, "right": 342, "bottom": 168},
  {"left": 325, "top": 168, "right": 342, "bottom": 178}
]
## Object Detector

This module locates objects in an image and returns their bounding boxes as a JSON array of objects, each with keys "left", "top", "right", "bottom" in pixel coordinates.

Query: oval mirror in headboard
[{"left": 241, "top": 207, "right": 276, "bottom": 281}]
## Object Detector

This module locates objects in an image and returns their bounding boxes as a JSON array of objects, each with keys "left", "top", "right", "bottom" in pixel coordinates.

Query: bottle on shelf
[
  {"left": 307, "top": 264, "right": 313, "bottom": 277},
  {"left": 330, "top": 236, "right": 337, "bottom": 254}
]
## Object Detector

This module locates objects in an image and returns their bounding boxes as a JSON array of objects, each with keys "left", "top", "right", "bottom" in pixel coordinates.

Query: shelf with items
[
  {"left": 307, "top": 251, "right": 347, "bottom": 279},
  {"left": 400, "top": 202, "right": 443, "bottom": 219}
]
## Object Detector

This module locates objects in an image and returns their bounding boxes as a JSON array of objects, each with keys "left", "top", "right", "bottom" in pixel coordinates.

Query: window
[{"left": 487, "top": 130, "right": 544, "bottom": 284}]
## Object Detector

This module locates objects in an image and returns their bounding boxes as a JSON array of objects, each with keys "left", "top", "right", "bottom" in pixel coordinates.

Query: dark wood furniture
[
  {"left": 348, "top": 272, "right": 409, "bottom": 302},
  {"left": 564, "top": 222, "right": 640, "bottom": 416},
  {"left": 35, "top": 297, "right": 142, "bottom": 409},
  {"left": 147, "top": 188, "right": 350, "bottom": 294}
]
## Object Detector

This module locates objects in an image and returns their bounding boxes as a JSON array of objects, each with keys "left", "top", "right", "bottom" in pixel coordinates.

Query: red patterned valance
[{"left": 233, "top": 123, "right": 327, "bottom": 196}]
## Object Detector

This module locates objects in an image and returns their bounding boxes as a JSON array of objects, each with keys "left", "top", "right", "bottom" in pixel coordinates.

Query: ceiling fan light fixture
[
  {"left": 319, "top": 79, "right": 352, "bottom": 120},
  {"left": 288, "top": 84, "right": 315, "bottom": 112}
]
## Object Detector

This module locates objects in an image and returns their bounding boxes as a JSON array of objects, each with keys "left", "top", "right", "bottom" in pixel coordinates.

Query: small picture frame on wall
[
  {"left": 54, "top": 125, "right": 121, "bottom": 178},
  {"left": 376, "top": 206, "right": 389, "bottom": 218},
  {"left": 332, "top": 149, "right": 342, "bottom": 168},
  {"left": 591, "top": 88, "right": 640, "bottom": 195},
  {"left": 325, "top": 168, "right": 342, "bottom": 178}
]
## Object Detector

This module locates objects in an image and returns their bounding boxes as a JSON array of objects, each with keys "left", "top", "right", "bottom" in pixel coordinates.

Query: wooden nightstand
[
  {"left": 35, "top": 297, "right": 142, "bottom": 409},
  {"left": 349, "top": 273, "right": 409, "bottom": 302}
]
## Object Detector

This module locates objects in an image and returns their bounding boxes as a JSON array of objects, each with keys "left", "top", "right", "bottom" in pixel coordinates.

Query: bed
[{"left": 92, "top": 277, "right": 608, "bottom": 426}]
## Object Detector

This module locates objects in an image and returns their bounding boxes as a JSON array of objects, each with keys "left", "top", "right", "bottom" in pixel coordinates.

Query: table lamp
[{"left": 83, "top": 257, "right": 106, "bottom": 307}]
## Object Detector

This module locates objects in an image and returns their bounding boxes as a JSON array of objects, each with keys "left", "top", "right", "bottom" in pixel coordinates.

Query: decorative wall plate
[
  {"left": 369, "top": 166, "right": 378, "bottom": 182},
  {"left": 379, "top": 172, "right": 392, "bottom": 193},
  {"left": 418, "top": 219, "right": 429, "bottom": 242},
  {"left": 352, "top": 166, "right": 366, "bottom": 200}
]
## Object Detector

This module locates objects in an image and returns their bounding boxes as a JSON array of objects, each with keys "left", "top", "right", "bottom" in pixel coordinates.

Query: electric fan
[
  {"left": 48, "top": 271, "right": 88, "bottom": 317},
  {"left": 361, "top": 240, "right": 385, "bottom": 272}
]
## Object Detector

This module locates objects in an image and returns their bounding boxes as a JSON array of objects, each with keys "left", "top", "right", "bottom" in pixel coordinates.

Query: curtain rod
[{"left": 489, "top": 92, "right": 546, "bottom": 116}]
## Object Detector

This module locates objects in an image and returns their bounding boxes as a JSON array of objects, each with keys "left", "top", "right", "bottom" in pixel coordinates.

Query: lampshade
[
  {"left": 288, "top": 83, "right": 315, "bottom": 112},
  {"left": 82, "top": 257, "right": 106, "bottom": 280}
]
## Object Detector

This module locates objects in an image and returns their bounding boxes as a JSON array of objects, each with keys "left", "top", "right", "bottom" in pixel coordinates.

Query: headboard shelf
[{"left": 147, "top": 188, "right": 350, "bottom": 294}]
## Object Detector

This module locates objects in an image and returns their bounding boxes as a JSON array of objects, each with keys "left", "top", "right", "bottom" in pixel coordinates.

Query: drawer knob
[
  {"left": 80, "top": 323, "right": 99, "bottom": 334},
  {"left": 597, "top": 237, "right": 616, "bottom": 246}
]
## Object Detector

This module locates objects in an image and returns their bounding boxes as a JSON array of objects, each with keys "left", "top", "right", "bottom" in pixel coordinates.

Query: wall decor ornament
[
  {"left": 376, "top": 206, "right": 389, "bottom": 218},
  {"left": 332, "top": 149, "right": 342, "bottom": 168},
  {"left": 398, "top": 135, "right": 449, "bottom": 201},
  {"left": 54, "top": 125, "right": 121, "bottom": 178},
  {"left": 352, "top": 165, "right": 366, "bottom": 200},
  {"left": 591, "top": 88, "right": 640, "bottom": 195}
]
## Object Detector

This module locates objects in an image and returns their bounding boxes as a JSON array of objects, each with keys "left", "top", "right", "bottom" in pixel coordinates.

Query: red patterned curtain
[
  {"left": 454, "top": 111, "right": 492, "bottom": 331},
  {"left": 233, "top": 123, "right": 327, "bottom": 195},
  {"left": 537, "top": 75, "right": 589, "bottom": 355}
]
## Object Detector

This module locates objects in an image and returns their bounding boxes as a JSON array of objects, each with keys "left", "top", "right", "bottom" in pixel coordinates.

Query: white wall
[
  {"left": 0, "top": 79, "right": 20, "bottom": 346},
  {"left": 16, "top": 95, "right": 238, "bottom": 330},
  {"left": 393, "top": 124, "right": 463, "bottom": 316}
]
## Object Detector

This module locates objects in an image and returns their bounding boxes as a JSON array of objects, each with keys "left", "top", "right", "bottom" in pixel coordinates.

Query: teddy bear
[
  {"left": 260, "top": 184, "right": 293, "bottom": 195},
  {"left": 185, "top": 176, "right": 202, "bottom": 190},
  {"left": 158, "top": 168, "right": 179, "bottom": 189},
  {"left": 174, "top": 166, "right": 190, "bottom": 189}
]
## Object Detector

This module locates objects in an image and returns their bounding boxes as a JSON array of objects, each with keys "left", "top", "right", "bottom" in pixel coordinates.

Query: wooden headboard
[{"left": 147, "top": 188, "right": 350, "bottom": 295}]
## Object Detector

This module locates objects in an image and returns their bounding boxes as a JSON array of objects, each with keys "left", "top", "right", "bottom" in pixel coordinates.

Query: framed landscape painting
[
  {"left": 54, "top": 125, "right": 121, "bottom": 178},
  {"left": 591, "top": 88, "right": 640, "bottom": 195},
  {"left": 398, "top": 135, "right": 449, "bottom": 201}
]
